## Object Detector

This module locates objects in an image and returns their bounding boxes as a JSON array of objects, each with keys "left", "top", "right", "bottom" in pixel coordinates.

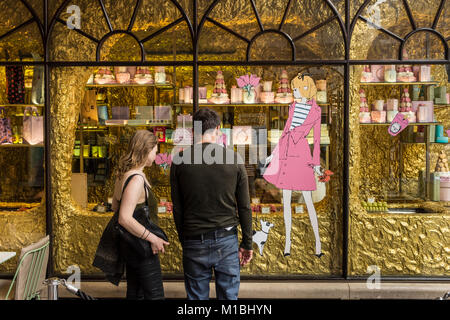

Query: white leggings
[{"left": 282, "top": 189, "right": 321, "bottom": 255}]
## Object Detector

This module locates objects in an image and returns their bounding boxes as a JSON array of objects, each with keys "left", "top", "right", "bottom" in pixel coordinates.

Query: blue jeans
[{"left": 182, "top": 232, "right": 240, "bottom": 300}]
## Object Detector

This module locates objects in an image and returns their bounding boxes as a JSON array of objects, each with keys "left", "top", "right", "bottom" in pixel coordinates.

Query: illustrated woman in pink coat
[{"left": 263, "top": 74, "right": 323, "bottom": 257}]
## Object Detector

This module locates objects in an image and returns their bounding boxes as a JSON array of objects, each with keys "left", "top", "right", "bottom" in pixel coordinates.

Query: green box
[{"left": 434, "top": 86, "right": 447, "bottom": 104}]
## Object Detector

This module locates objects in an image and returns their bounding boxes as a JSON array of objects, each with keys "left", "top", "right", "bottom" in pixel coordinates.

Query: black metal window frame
[{"left": 0, "top": 0, "right": 448, "bottom": 281}]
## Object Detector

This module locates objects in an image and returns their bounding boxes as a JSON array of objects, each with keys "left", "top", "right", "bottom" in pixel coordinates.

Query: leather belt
[{"left": 184, "top": 227, "right": 237, "bottom": 241}]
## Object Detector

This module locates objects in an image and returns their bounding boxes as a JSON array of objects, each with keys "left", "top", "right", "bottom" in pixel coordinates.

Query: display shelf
[
  {"left": 86, "top": 83, "right": 173, "bottom": 89},
  {"left": 73, "top": 156, "right": 108, "bottom": 160},
  {"left": 175, "top": 103, "right": 329, "bottom": 108},
  {"left": 360, "top": 122, "right": 439, "bottom": 126},
  {"left": 359, "top": 81, "right": 439, "bottom": 86},
  {"left": 0, "top": 104, "right": 44, "bottom": 107},
  {"left": 0, "top": 144, "right": 44, "bottom": 147},
  {"left": 434, "top": 104, "right": 449, "bottom": 109}
]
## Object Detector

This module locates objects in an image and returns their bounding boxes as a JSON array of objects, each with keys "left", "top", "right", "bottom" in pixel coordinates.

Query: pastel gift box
[
  {"left": 374, "top": 100, "right": 384, "bottom": 111},
  {"left": 371, "top": 111, "right": 386, "bottom": 123},
  {"left": 231, "top": 86, "right": 243, "bottom": 103},
  {"left": 154, "top": 66, "right": 166, "bottom": 84},
  {"left": 260, "top": 91, "right": 274, "bottom": 103},
  {"left": 135, "top": 106, "right": 153, "bottom": 120},
  {"left": 429, "top": 173, "right": 440, "bottom": 201},
  {"left": 154, "top": 126, "right": 166, "bottom": 142},
  {"left": 413, "top": 101, "right": 433, "bottom": 122},
  {"left": 435, "top": 125, "right": 449, "bottom": 143},
  {"left": 384, "top": 68, "right": 397, "bottom": 82},
  {"left": 440, "top": 174, "right": 450, "bottom": 202},
  {"left": 447, "top": 93, "right": 450, "bottom": 104},
  {"left": 387, "top": 99, "right": 398, "bottom": 111},
  {"left": 371, "top": 65, "right": 384, "bottom": 82},
  {"left": 434, "top": 86, "right": 447, "bottom": 104},
  {"left": 198, "top": 87, "right": 207, "bottom": 99},
  {"left": 263, "top": 81, "right": 272, "bottom": 92},
  {"left": 178, "top": 88, "right": 184, "bottom": 103},
  {"left": 359, "top": 112, "right": 371, "bottom": 123},
  {"left": 418, "top": 65, "right": 431, "bottom": 82},
  {"left": 426, "top": 85, "right": 436, "bottom": 101},
  {"left": 184, "top": 86, "right": 193, "bottom": 104},
  {"left": 97, "top": 105, "right": 108, "bottom": 125},
  {"left": 111, "top": 106, "right": 129, "bottom": 119},
  {"left": 411, "top": 100, "right": 433, "bottom": 113},
  {"left": 387, "top": 110, "right": 398, "bottom": 122},
  {"left": 411, "top": 85, "right": 421, "bottom": 100},
  {"left": 316, "top": 91, "right": 327, "bottom": 103},
  {"left": 154, "top": 105, "right": 172, "bottom": 120}
]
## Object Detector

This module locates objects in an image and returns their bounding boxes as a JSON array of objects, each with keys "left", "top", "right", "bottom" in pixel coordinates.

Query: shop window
[
  {"left": 249, "top": 32, "right": 292, "bottom": 61},
  {"left": 0, "top": 65, "right": 45, "bottom": 204},
  {"left": 406, "top": 0, "right": 442, "bottom": 29},
  {"left": 99, "top": 33, "right": 142, "bottom": 62},
  {"left": 0, "top": 0, "right": 43, "bottom": 62},
  {"left": 403, "top": 32, "right": 446, "bottom": 61},
  {"left": 49, "top": 0, "right": 193, "bottom": 62}
]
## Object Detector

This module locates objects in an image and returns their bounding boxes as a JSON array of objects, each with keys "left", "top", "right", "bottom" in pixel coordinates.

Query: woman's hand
[{"left": 147, "top": 233, "right": 170, "bottom": 255}]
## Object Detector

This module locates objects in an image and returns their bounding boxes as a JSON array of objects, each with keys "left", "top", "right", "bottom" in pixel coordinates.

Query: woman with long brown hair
[{"left": 93, "top": 130, "right": 169, "bottom": 300}]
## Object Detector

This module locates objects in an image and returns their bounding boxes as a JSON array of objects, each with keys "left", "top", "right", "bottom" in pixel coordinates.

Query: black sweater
[{"left": 170, "top": 143, "right": 253, "bottom": 250}]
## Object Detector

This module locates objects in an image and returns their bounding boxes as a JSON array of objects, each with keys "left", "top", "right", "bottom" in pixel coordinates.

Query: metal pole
[{"left": 44, "top": 278, "right": 61, "bottom": 300}]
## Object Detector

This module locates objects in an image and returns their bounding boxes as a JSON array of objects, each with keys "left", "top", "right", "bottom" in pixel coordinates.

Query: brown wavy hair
[{"left": 116, "top": 130, "right": 158, "bottom": 180}]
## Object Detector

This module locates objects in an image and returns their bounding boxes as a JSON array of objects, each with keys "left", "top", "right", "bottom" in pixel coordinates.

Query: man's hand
[{"left": 239, "top": 248, "right": 253, "bottom": 266}]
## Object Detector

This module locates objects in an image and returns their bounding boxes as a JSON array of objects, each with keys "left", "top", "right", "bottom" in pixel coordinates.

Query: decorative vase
[{"left": 243, "top": 87, "right": 256, "bottom": 104}]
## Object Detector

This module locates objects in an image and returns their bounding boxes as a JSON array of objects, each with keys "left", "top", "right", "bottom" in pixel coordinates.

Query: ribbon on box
[{"left": 236, "top": 74, "right": 260, "bottom": 98}]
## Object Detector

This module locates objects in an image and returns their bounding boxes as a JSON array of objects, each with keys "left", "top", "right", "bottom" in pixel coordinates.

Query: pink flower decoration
[
  {"left": 236, "top": 74, "right": 260, "bottom": 88},
  {"left": 155, "top": 153, "right": 172, "bottom": 166}
]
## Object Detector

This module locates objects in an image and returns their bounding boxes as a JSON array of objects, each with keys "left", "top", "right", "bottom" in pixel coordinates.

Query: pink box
[
  {"left": 387, "top": 99, "right": 398, "bottom": 111},
  {"left": 111, "top": 106, "right": 129, "bottom": 119},
  {"left": 371, "top": 65, "right": 384, "bottom": 82},
  {"left": 415, "top": 102, "right": 434, "bottom": 122},
  {"left": 418, "top": 65, "right": 431, "bottom": 82},
  {"left": 371, "top": 111, "right": 386, "bottom": 123},
  {"left": 154, "top": 105, "right": 172, "bottom": 120},
  {"left": 412, "top": 100, "right": 433, "bottom": 114}
]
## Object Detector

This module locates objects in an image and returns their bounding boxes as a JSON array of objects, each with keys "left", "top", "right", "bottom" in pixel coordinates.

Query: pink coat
[{"left": 263, "top": 99, "right": 321, "bottom": 191}]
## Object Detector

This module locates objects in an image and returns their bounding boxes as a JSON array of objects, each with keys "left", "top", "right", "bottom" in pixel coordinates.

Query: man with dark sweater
[{"left": 170, "top": 108, "right": 253, "bottom": 300}]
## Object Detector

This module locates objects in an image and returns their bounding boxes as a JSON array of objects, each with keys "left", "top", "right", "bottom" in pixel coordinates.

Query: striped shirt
[{"left": 290, "top": 101, "right": 311, "bottom": 130}]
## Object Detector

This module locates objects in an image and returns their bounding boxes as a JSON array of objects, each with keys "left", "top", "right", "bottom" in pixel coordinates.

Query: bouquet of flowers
[{"left": 236, "top": 74, "right": 260, "bottom": 103}]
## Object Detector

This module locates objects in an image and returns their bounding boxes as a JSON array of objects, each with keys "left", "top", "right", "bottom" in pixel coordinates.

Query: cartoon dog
[{"left": 252, "top": 219, "right": 275, "bottom": 256}]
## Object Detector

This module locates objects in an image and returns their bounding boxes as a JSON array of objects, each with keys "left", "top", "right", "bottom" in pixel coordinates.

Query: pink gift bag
[{"left": 23, "top": 107, "right": 43, "bottom": 145}]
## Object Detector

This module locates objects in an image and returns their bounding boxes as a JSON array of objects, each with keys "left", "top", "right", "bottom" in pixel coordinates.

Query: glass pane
[
  {"left": 198, "top": 20, "right": 247, "bottom": 61},
  {"left": 404, "top": 32, "right": 445, "bottom": 60},
  {"left": 254, "top": 0, "right": 291, "bottom": 30},
  {"left": 132, "top": 0, "right": 182, "bottom": 36},
  {"left": 249, "top": 32, "right": 292, "bottom": 61},
  {"left": 0, "top": 0, "right": 42, "bottom": 62},
  {"left": 435, "top": 0, "right": 449, "bottom": 39},
  {"left": 330, "top": 0, "right": 345, "bottom": 25},
  {"left": 103, "top": 0, "right": 138, "bottom": 31},
  {"left": 194, "top": 65, "right": 344, "bottom": 275},
  {"left": 295, "top": 19, "right": 345, "bottom": 60},
  {"left": 360, "top": 0, "right": 413, "bottom": 37},
  {"left": 0, "top": 64, "right": 46, "bottom": 274},
  {"left": 351, "top": 19, "right": 401, "bottom": 60},
  {"left": 100, "top": 33, "right": 142, "bottom": 61},
  {"left": 142, "top": 22, "right": 193, "bottom": 61},
  {"left": 50, "top": 21, "right": 97, "bottom": 61},
  {"left": 281, "top": 0, "right": 334, "bottom": 38},
  {"left": 208, "top": 0, "right": 261, "bottom": 40},
  {"left": 350, "top": 64, "right": 449, "bottom": 276},
  {"left": 407, "top": 0, "right": 441, "bottom": 28}
]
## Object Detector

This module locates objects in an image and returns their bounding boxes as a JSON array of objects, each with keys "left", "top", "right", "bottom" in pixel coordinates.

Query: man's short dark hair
[{"left": 193, "top": 108, "right": 221, "bottom": 135}]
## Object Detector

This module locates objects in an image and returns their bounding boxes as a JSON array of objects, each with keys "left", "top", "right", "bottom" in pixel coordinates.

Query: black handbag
[{"left": 114, "top": 174, "right": 168, "bottom": 258}]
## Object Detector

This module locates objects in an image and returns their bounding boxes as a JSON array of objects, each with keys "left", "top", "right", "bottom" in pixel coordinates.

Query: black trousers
[{"left": 121, "top": 242, "right": 165, "bottom": 300}]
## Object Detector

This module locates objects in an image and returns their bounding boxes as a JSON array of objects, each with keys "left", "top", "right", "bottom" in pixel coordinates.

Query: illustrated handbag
[
  {"left": 114, "top": 174, "right": 168, "bottom": 258},
  {"left": 81, "top": 90, "right": 98, "bottom": 123},
  {"left": 0, "top": 108, "right": 13, "bottom": 144},
  {"left": 23, "top": 106, "right": 44, "bottom": 145},
  {"left": 6, "top": 66, "right": 25, "bottom": 104}
]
